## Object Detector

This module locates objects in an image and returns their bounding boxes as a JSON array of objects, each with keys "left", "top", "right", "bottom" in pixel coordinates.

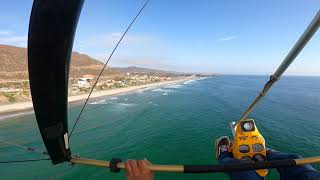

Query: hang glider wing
[{"left": 28, "top": 0, "right": 84, "bottom": 164}]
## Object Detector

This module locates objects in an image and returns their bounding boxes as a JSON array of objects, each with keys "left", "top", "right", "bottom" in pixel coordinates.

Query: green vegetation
[
  {"left": 114, "top": 76, "right": 125, "bottom": 81},
  {"left": 23, "top": 81, "right": 29, "bottom": 87},
  {"left": 2, "top": 92, "right": 17, "bottom": 102},
  {"left": 79, "top": 87, "right": 90, "bottom": 92},
  {"left": 21, "top": 91, "right": 30, "bottom": 96},
  {"left": 98, "top": 86, "right": 104, "bottom": 90}
]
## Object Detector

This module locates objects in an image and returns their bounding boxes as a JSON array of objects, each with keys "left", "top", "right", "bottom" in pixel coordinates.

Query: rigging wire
[
  {"left": 69, "top": 0, "right": 151, "bottom": 138},
  {"left": 0, "top": 139, "right": 50, "bottom": 164},
  {"left": 0, "top": 158, "right": 50, "bottom": 164},
  {"left": 0, "top": 139, "right": 48, "bottom": 156}
]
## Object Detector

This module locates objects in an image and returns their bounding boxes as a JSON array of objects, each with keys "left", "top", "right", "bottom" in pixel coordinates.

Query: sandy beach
[{"left": 0, "top": 76, "right": 195, "bottom": 118}]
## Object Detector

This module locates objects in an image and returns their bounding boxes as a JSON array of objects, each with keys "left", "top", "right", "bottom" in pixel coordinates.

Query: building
[
  {"left": 77, "top": 75, "right": 94, "bottom": 87},
  {"left": 0, "top": 88, "right": 23, "bottom": 93}
]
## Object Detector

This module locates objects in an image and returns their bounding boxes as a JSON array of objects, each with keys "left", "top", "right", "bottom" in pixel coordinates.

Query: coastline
[{"left": 0, "top": 76, "right": 195, "bottom": 120}]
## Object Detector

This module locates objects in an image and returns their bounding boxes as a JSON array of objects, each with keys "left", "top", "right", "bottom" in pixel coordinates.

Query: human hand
[{"left": 125, "top": 159, "right": 154, "bottom": 180}]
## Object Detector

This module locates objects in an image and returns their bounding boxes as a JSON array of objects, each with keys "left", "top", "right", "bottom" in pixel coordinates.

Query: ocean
[{"left": 0, "top": 75, "right": 319, "bottom": 180}]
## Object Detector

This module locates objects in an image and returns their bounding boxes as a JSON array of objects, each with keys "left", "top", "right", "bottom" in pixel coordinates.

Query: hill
[
  {"left": 112, "top": 66, "right": 183, "bottom": 75},
  {"left": 0, "top": 44, "right": 199, "bottom": 82},
  {"left": 0, "top": 44, "right": 197, "bottom": 104},
  {"left": 0, "top": 44, "right": 117, "bottom": 80}
]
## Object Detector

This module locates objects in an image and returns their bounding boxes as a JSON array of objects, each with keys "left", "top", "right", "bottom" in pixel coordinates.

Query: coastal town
[
  {"left": 0, "top": 44, "right": 215, "bottom": 114},
  {"left": 0, "top": 73, "right": 195, "bottom": 104},
  {"left": 0, "top": 44, "right": 206, "bottom": 105},
  {"left": 69, "top": 73, "right": 174, "bottom": 94}
]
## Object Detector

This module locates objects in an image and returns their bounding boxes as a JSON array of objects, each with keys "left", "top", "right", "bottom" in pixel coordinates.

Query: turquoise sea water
[{"left": 0, "top": 75, "right": 319, "bottom": 180}]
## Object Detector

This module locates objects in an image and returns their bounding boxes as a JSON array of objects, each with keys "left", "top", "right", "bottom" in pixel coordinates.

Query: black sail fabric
[{"left": 28, "top": 0, "right": 84, "bottom": 164}]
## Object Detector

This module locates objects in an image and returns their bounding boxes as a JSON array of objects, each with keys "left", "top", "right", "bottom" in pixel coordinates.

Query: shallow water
[{"left": 0, "top": 75, "right": 319, "bottom": 179}]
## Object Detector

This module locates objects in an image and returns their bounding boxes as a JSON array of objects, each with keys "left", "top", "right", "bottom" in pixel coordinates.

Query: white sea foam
[
  {"left": 145, "top": 87, "right": 156, "bottom": 90},
  {"left": 115, "top": 103, "right": 136, "bottom": 107},
  {"left": 162, "top": 93, "right": 168, "bottom": 96},
  {"left": 89, "top": 101, "right": 106, "bottom": 105},
  {"left": 137, "top": 88, "right": 147, "bottom": 93},
  {"left": 151, "top": 88, "right": 174, "bottom": 94},
  {"left": 110, "top": 97, "right": 118, "bottom": 100},
  {"left": 166, "top": 84, "right": 183, "bottom": 89},
  {"left": 89, "top": 99, "right": 107, "bottom": 105},
  {"left": 152, "top": 88, "right": 163, "bottom": 92},
  {"left": 183, "top": 79, "right": 197, "bottom": 84},
  {"left": 0, "top": 111, "right": 34, "bottom": 121},
  {"left": 147, "top": 101, "right": 158, "bottom": 107}
]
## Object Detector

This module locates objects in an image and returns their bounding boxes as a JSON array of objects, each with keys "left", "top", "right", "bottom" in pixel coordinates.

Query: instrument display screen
[
  {"left": 239, "top": 144, "right": 250, "bottom": 153},
  {"left": 240, "top": 120, "right": 255, "bottom": 132},
  {"left": 252, "top": 143, "right": 264, "bottom": 152}
]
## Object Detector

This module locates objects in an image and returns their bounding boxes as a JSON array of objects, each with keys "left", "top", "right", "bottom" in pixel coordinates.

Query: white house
[{"left": 77, "top": 77, "right": 93, "bottom": 87}]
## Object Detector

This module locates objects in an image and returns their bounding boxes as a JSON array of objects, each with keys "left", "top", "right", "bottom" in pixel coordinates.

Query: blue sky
[{"left": 0, "top": 0, "right": 319, "bottom": 75}]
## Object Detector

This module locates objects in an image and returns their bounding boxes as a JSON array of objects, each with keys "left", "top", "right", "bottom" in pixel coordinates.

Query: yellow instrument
[{"left": 230, "top": 119, "right": 268, "bottom": 177}]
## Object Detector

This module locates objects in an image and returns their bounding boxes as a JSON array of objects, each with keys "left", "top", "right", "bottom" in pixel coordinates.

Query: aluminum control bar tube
[
  {"left": 236, "top": 10, "right": 320, "bottom": 124},
  {"left": 70, "top": 156, "right": 320, "bottom": 173}
]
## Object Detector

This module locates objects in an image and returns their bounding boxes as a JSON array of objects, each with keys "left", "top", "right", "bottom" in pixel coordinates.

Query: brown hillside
[
  {"left": 0, "top": 45, "right": 27, "bottom": 72},
  {"left": 0, "top": 44, "right": 117, "bottom": 80}
]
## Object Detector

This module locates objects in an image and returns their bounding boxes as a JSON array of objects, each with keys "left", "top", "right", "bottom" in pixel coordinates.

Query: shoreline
[{"left": 0, "top": 76, "right": 195, "bottom": 120}]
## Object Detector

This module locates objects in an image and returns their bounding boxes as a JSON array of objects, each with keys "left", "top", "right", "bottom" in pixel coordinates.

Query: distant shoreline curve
[{"left": 0, "top": 76, "right": 196, "bottom": 120}]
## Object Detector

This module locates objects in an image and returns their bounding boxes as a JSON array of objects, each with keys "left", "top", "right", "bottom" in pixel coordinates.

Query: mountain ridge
[
  {"left": 0, "top": 44, "right": 112, "bottom": 80},
  {"left": 0, "top": 44, "right": 193, "bottom": 81}
]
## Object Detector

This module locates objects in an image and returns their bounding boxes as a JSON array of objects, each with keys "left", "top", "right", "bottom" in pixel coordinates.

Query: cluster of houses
[
  {"left": 69, "top": 74, "right": 172, "bottom": 93},
  {"left": 0, "top": 86, "right": 27, "bottom": 103},
  {"left": 0, "top": 72, "right": 186, "bottom": 103},
  {"left": 0, "top": 87, "right": 23, "bottom": 93},
  {"left": 0, "top": 73, "right": 175, "bottom": 101}
]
